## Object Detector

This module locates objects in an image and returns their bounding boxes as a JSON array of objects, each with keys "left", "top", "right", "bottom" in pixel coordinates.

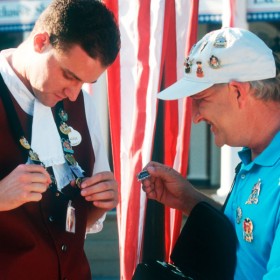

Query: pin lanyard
[{"left": 0, "top": 75, "right": 83, "bottom": 195}]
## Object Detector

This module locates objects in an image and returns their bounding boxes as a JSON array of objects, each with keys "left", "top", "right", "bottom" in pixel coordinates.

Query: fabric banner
[{"left": 105, "top": 0, "right": 196, "bottom": 279}]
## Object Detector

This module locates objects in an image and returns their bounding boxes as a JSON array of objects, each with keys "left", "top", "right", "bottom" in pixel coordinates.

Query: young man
[
  {"left": 0, "top": 0, "right": 120, "bottom": 279},
  {"left": 141, "top": 27, "right": 280, "bottom": 279}
]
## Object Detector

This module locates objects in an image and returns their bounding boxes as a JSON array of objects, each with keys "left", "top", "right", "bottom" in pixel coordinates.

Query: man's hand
[
  {"left": 79, "top": 171, "right": 118, "bottom": 211},
  {"left": 0, "top": 164, "right": 51, "bottom": 211}
]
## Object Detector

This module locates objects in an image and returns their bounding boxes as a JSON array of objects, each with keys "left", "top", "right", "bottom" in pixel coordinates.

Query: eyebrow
[{"left": 63, "top": 68, "right": 97, "bottom": 84}]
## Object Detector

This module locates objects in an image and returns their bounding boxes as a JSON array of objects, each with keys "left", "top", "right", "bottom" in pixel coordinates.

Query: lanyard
[
  {"left": 0, "top": 75, "right": 83, "bottom": 196},
  {"left": 221, "top": 162, "right": 242, "bottom": 212}
]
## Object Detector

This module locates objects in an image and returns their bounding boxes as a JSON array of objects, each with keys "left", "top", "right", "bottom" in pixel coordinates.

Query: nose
[{"left": 63, "top": 82, "right": 83, "bottom": 101}]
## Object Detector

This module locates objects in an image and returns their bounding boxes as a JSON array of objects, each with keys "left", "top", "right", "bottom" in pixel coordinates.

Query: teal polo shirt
[{"left": 224, "top": 131, "right": 280, "bottom": 280}]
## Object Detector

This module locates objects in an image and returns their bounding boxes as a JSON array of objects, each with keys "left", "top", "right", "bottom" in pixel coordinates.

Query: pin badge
[
  {"left": 65, "top": 154, "right": 77, "bottom": 166},
  {"left": 184, "top": 57, "right": 193, "bottom": 73},
  {"left": 75, "top": 177, "right": 83, "bottom": 189},
  {"left": 59, "top": 122, "right": 71, "bottom": 135},
  {"left": 236, "top": 207, "right": 242, "bottom": 224},
  {"left": 196, "top": 61, "right": 204, "bottom": 78},
  {"left": 19, "top": 136, "right": 30, "bottom": 149},
  {"left": 68, "top": 127, "right": 82, "bottom": 146},
  {"left": 58, "top": 108, "right": 68, "bottom": 122},
  {"left": 243, "top": 218, "right": 253, "bottom": 242},
  {"left": 66, "top": 200, "right": 76, "bottom": 233},
  {"left": 246, "top": 179, "right": 261, "bottom": 205},
  {"left": 29, "top": 150, "right": 40, "bottom": 162},
  {"left": 214, "top": 35, "right": 227, "bottom": 48},
  {"left": 209, "top": 55, "right": 220, "bottom": 69},
  {"left": 62, "top": 139, "right": 74, "bottom": 154},
  {"left": 137, "top": 170, "right": 150, "bottom": 181}
]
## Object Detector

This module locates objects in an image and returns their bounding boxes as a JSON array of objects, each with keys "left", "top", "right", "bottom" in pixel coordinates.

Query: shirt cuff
[{"left": 86, "top": 213, "right": 106, "bottom": 234}]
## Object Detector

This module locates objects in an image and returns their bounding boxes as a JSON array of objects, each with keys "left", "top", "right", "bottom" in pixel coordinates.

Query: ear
[
  {"left": 33, "top": 32, "right": 50, "bottom": 53},
  {"left": 229, "top": 81, "right": 251, "bottom": 108}
]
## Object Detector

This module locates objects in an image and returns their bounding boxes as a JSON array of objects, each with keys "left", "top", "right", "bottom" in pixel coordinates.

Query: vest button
[
  {"left": 49, "top": 216, "right": 54, "bottom": 222},
  {"left": 61, "top": 244, "right": 67, "bottom": 252}
]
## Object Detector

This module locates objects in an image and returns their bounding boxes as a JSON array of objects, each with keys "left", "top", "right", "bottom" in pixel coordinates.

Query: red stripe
[
  {"left": 104, "top": 0, "right": 121, "bottom": 186},
  {"left": 106, "top": 0, "right": 152, "bottom": 278},
  {"left": 160, "top": 0, "right": 179, "bottom": 260},
  {"left": 229, "top": 0, "right": 236, "bottom": 27},
  {"left": 164, "top": 0, "right": 199, "bottom": 261}
]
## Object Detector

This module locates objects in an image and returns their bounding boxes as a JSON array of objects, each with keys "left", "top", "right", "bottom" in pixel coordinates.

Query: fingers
[
  {"left": 0, "top": 164, "right": 51, "bottom": 211},
  {"left": 80, "top": 171, "right": 118, "bottom": 210}
]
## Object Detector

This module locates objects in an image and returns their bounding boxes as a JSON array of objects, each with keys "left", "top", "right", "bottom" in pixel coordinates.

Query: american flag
[{"left": 105, "top": 1, "right": 198, "bottom": 279}]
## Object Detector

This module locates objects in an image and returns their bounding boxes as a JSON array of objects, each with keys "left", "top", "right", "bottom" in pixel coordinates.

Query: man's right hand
[{"left": 0, "top": 164, "right": 51, "bottom": 211}]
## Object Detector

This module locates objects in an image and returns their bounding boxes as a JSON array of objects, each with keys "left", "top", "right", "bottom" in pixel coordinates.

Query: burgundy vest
[{"left": 0, "top": 80, "right": 96, "bottom": 280}]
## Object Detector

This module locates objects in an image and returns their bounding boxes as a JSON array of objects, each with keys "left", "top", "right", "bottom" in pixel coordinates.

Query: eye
[{"left": 63, "top": 70, "right": 75, "bottom": 81}]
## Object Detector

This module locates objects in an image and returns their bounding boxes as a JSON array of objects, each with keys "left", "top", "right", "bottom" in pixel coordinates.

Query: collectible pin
[
  {"left": 65, "top": 154, "right": 77, "bottom": 166},
  {"left": 59, "top": 122, "right": 71, "bottom": 135},
  {"left": 19, "top": 136, "right": 30, "bottom": 150},
  {"left": 243, "top": 218, "right": 253, "bottom": 242},
  {"left": 245, "top": 179, "right": 261, "bottom": 204},
  {"left": 137, "top": 170, "right": 150, "bottom": 181},
  {"left": 66, "top": 200, "right": 76, "bottom": 233},
  {"left": 68, "top": 127, "right": 82, "bottom": 146},
  {"left": 29, "top": 150, "right": 40, "bottom": 162},
  {"left": 58, "top": 108, "right": 68, "bottom": 122},
  {"left": 62, "top": 139, "right": 74, "bottom": 154},
  {"left": 214, "top": 35, "right": 227, "bottom": 48},
  {"left": 75, "top": 177, "right": 83, "bottom": 189},
  {"left": 196, "top": 61, "right": 204, "bottom": 78},
  {"left": 209, "top": 55, "right": 220, "bottom": 69},
  {"left": 184, "top": 57, "right": 193, "bottom": 73},
  {"left": 236, "top": 207, "right": 242, "bottom": 224}
]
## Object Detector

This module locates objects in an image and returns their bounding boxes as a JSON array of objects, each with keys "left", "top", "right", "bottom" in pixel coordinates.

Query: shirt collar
[
  {"left": 0, "top": 49, "right": 34, "bottom": 115},
  {"left": 239, "top": 131, "right": 280, "bottom": 168}
]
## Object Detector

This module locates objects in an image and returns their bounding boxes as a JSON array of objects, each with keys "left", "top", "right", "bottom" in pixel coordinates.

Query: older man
[{"left": 141, "top": 27, "right": 280, "bottom": 279}]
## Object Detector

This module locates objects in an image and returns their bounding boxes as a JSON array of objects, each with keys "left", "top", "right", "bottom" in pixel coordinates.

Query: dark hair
[{"left": 33, "top": 0, "right": 120, "bottom": 67}]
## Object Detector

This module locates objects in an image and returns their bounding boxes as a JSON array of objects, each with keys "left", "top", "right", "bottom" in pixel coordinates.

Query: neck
[
  {"left": 250, "top": 102, "right": 280, "bottom": 160},
  {"left": 5, "top": 42, "right": 33, "bottom": 93}
]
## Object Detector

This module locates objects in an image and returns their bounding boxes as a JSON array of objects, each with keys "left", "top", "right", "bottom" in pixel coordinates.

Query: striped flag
[{"left": 105, "top": 1, "right": 198, "bottom": 278}]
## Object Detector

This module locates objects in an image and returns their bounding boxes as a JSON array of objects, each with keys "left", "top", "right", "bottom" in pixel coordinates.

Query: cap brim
[{"left": 157, "top": 77, "right": 214, "bottom": 100}]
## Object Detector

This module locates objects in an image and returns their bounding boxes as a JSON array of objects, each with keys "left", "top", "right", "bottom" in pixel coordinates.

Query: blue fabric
[{"left": 224, "top": 131, "right": 280, "bottom": 280}]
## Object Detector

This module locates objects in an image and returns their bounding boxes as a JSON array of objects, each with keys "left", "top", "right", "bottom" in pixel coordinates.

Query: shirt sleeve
[{"left": 82, "top": 87, "right": 111, "bottom": 234}]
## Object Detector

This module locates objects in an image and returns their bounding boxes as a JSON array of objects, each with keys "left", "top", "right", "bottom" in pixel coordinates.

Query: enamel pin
[
  {"left": 196, "top": 61, "right": 204, "bottom": 78},
  {"left": 243, "top": 218, "right": 253, "bottom": 242},
  {"left": 19, "top": 136, "right": 30, "bottom": 150},
  {"left": 59, "top": 122, "right": 71, "bottom": 135},
  {"left": 209, "top": 55, "right": 220, "bottom": 69},
  {"left": 236, "top": 207, "right": 242, "bottom": 224},
  {"left": 214, "top": 34, "right": 227, "bottom": 48},
  {"left": 62, "top": 139, "right": 74, "bottom": 154},
  {"left": 58, "top": 108, "right": 68, "bottom": 122},
  {"left": 245, "top": 179, "right": 261, "bottom": 205},
  {"left": 184, "top": 57, "right": 193, "bottom": 73}
]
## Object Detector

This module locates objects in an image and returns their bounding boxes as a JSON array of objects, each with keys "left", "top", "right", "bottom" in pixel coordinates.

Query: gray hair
[{"left": 249, "top": 53, "right": 280, "bottom": 102}]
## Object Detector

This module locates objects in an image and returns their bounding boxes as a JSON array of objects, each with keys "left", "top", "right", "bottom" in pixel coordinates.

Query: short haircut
[{"left": 33, "top": 0, "right": 121, "bottom": 67}]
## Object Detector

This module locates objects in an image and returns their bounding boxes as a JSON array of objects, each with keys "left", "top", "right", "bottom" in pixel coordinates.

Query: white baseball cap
[{"left": 158, "top": 27, "right": 276, "bottom": 100}]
